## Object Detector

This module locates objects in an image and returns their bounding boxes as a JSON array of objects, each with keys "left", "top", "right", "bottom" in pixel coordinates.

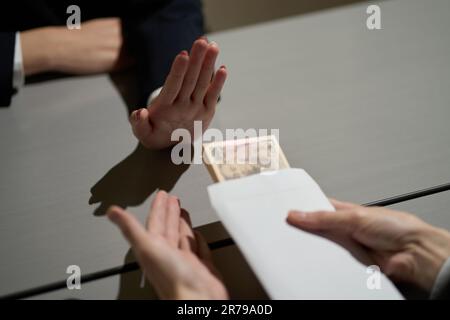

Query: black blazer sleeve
[
  {"left": 0, "top": 32, "right": 16, "bottom": 107},
  {"left": 128, "top": 0, "right": 204, "bottom": 106}
]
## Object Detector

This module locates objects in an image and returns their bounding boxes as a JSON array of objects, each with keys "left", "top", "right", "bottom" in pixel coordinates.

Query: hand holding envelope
[
  {"left": 204, "top": 136, "right": 402, "bottom": 299},
  {"left": 106, "top": 136, "right": 450, "bottom": 299}
]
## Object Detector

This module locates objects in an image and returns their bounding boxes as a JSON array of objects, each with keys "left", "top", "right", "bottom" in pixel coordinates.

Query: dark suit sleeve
[
  {"left": 127, "top": 0, "right": 204, "bottom": 107},
  {"left": 0, "top": 32, "right": 16, "bottom": 107}
]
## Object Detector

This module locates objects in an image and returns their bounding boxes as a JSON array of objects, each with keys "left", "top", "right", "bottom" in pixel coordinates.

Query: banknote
[{"left": 202, "top": 135, "right": 290, "bottom": 182}]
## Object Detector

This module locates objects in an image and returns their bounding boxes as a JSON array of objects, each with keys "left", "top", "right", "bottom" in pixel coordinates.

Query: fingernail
[
  {"left": 180, "top": 50, "right": 188, "bottom": 56},
  {"left": 290, "top": 210, "right": 308, "bottom": 219},
  {"left": 220, "top": 65, "right": 226, "bottom": 70},
  {"left": 199, "top": 35, "right": 208, "bottom": 41},
  {"left": 131, "top": 110, "right": 137, "bottom": 121},
  {"left": 171, "top": 196, "right": 181, "bottom": 207},
  {"left": 209, "top": 41, "right": 218, "bottom": 48},
  {"left": 136, "top": 109, "right": 142, "bottom": 121}
]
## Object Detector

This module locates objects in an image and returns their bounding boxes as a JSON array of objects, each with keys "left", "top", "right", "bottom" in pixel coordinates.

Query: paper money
[{"left": 202, "top": 135, "right": 290, "bottom": 182}]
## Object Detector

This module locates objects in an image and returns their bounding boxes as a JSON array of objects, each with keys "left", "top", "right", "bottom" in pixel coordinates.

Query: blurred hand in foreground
[{"left": 108, "top": 190, "right": 228, "bottom": 299}]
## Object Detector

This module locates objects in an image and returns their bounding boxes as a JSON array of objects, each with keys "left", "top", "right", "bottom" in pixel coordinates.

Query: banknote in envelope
[{"left": 202, "top": 135, "right": 290, "bottom": 182}]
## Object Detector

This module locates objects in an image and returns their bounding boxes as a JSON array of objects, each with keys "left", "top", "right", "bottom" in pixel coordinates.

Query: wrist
[
  {"left": 173, "top": 286, "right": 208, "bottom": 300},
  {"left": 411, "top": 225, "right": 450, "bottom": 291},
  {"left": 40, "top": 27, "right": 65, "bottom": 72},
  {"left": 22, "top": 27, "right": 58, "bottom": 75},
  {"left": 173, "top": 283, "right": 228, "bottom": 300}
]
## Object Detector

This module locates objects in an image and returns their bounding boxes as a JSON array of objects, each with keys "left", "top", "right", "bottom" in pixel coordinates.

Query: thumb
[
  {"left": 287, "top": 209, "right": 361, "bottom": 234},
  {"left": 130, "top": 108, "right": 153, "bottom": 147}
]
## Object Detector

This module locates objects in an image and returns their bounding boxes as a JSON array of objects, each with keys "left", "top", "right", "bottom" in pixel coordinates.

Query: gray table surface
[{"left": 2, "top": 0, "right": 450, "bottom": 297}]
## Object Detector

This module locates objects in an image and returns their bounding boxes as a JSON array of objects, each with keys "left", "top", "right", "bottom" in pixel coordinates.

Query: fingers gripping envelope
[{"left": 203, "top": 136, "right": 402, "bottom": 299}]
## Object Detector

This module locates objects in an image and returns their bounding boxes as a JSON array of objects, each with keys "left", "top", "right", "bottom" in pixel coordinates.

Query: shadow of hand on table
[{"left": 89, "top": 144, "right": 190, "bottom": 216}]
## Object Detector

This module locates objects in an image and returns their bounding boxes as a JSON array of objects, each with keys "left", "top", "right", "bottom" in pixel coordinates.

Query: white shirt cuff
[
  {"left": 147, "top": 87, "right": 162, "bottom": 106},
  {"left": 430, "top": 256, "right": 450, "bottom": 299},
  {"left": 13, "top": 32, "right": 25, "bottom": 90}
]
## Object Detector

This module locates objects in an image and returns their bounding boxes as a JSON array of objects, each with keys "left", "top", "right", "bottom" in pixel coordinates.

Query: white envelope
[{"left": 207, "top": 168, "right": 403, "bottom": 299}]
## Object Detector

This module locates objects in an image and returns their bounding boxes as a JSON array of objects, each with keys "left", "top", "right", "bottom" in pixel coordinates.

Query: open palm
[
  {"left": 130, "top": 38, "right": 227, "bottom": 149},
  {"left": 108, "top": 191, "right": 228, "bottom": 299}
]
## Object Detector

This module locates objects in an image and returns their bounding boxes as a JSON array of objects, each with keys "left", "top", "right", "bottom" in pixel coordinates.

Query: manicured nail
[{"left": 180, "top": 50, "right": 188, "bottom": 56}]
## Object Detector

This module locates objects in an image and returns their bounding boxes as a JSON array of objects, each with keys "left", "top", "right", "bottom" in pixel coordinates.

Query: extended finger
[
  {"left": 147, "top": 190, "right": 169, "bottom": 236},
  {"left": 192, "top": 42, "right": 219, "bottom": 102},
  {"left": 205, "top": 66, "right": 227, "bottom": 110},
  {"left": 287, "top": 209, "right": 362, "bottom": 234},
  {"left": 178, "top": 38, "right": 209, "bottom": 101},
  {"left": 107, "top": 205, "right": 149, "bottom": 251},
  {"left": 158, "top": 51, "right": 190, "bottom": 105},
  {"left": 165, "top": 195, "right": 181, "bottom": 248}
]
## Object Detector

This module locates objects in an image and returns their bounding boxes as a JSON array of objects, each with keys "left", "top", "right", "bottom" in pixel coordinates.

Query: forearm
[{"left": 411, "top": 225, "right": 450, "bottom": 292}]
